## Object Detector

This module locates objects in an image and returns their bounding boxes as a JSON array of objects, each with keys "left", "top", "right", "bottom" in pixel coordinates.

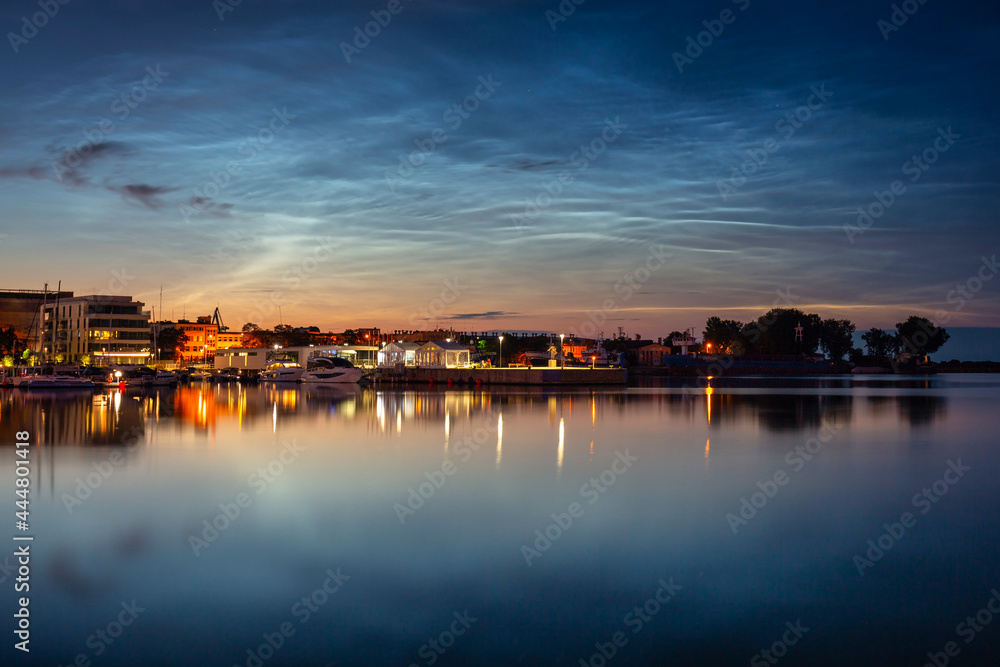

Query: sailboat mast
[{"left": 51, "top": 280, "right": 61, "bottom": 364}]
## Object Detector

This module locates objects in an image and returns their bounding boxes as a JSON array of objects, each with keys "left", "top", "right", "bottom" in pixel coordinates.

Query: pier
[{"left": 380, "top": 367, "right": 627, "bottom": 386}]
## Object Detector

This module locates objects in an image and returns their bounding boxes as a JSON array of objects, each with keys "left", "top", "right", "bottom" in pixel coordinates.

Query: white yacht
[
  {"left": 299, "top": 356, "right": 365, "bottom": 385},
  {"left": 21, "top": 372, "right": 95, "bottom": 389},
  {"left": 259, "top": 362, "right": 305, "bottom": 383}
]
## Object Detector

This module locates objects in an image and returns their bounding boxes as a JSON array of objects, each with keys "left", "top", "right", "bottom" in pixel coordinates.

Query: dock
[{"left": 378, "top": 367, "right": 628, "bottom": 386}]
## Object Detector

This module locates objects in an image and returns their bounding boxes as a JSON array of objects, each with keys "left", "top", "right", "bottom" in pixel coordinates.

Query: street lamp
[
  {"left": 560, "top": 334, "right": 565, "bottom": 369},
  {"left": 498, "top": 335, "right": 504, "bottom": 368}
]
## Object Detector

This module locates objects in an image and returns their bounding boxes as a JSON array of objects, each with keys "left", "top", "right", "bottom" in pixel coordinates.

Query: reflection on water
[
  {"left": 1, "top": 375, "right": 999, "bottom": 666},
  {"left": 2, "top": 373, "right": 978, "bottom": 448}
]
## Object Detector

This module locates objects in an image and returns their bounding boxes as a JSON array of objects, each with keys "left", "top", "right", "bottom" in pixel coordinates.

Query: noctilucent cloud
[{"left": 2, "top": 0, "right": 998, "bottom": 334}]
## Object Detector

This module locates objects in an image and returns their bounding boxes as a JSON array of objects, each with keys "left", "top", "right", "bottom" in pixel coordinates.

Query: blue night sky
[{"left": 1, "top": 0, "right": 998, "bottom": 335}]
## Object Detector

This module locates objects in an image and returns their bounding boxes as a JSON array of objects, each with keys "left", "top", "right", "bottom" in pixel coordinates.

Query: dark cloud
[
  {"left": 450, "top": 312, "right": 521, "bottom": 320},
  {"left": 110, "top": 183, "right": 176, "bottom": 209}
]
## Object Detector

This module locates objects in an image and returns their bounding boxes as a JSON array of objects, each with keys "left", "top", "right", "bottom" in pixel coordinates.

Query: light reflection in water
[
  {"left": 1, "top": 376, "right": 997, "bottom": 667},
  {"left": 496, "top": 412, "right": 503, "bottom": 468},
  {"left": 557, "top": 417, "right": 564, "bottom": 476}
]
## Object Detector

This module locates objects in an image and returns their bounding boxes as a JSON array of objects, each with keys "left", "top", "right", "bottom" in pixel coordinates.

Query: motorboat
[
  {"left": 189, "top": 369, "right": 211, "bottom": 383},
  {"left": 21, "top": 373, "right": 95, "bottom": 389},
  {"left": 259, "top": 362, "right": 305, "bottom": 382},
  {"left": 212, "top": 368, "right": 240, "bottom": 383},
  {"left": 148, "top": 370, "right": 178, "bottom": 386},
  {"left": 299, "top": 356, "right": 365, "bottom": 384}
]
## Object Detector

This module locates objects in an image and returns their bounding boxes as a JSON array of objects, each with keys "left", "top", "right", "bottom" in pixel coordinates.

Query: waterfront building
[
  {"left": 0, "top": 288, "right": 74, "bottom": 341},
  {"left": 34, "top": 294, "right": 151, "bottom": 365},
  {"left": 380, "top": 341, "right": 421, "bottom": 367},
  {"left": 155, "top": 316, "right": 243, "bottom": 363},
  {"left": 561, "top": 337, "right": 594, "bottom": 361},
  {"left": 416, "top": 341, "right": 472, "bottom": 368},
  {"left": 635, "top": 343, "right": 671, "bottom": 366},
  {"left": 217, "top": 331, "right": 243, "bottom": 349},
  {"left": 213, "top": 347, "right": 267, "bottom": 371}
]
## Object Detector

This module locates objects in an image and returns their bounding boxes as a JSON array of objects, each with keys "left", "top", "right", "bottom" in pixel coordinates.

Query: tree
[
  {"left": 156, "top": 327, "right": 189, "bottom": 361},
  {"left": 895, "top": 316, "right": 950, "bottom": 358},
  {"left": 702, "top": 318, "right": 745, "bottom": 355},
  {"left": 747, "top": 308, "right": 822, "bottom": 355},
  {"left": 602, "top": 331, "right": 631, "bottom": 357},
  {"left": 861, "top": 328, "right": 900, "bottom": 359},
  {"left": 241, "top": 323, "right": 270, "bottom": 348},
  {"left": 819, "top": 319, "right": 856, "bottom": 361},
  {"left": 0, "top": 326, "right": 23, "bottom": 359}
]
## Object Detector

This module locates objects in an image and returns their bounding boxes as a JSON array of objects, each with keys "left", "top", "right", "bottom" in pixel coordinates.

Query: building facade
[
  {"left": 154, "top": 316, "right": 241, "bottom": 363},
  {"left": 0, "top": 289, "right": 74, "bottom": 341},
  {"left": 34, "top": 294, "right": 151, "bottom": 365}
]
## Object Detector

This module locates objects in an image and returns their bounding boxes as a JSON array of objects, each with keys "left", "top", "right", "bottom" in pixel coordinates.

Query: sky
[{"left": 1, "top": 0, "right": 998, "bottom": 337}]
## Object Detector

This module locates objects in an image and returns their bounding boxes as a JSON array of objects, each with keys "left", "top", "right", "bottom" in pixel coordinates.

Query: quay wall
[{"left": 380, "top": 367, "right": 627, "bottom": 385}]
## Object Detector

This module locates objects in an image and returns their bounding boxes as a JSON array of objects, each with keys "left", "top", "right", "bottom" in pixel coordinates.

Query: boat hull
[
  {"left": 299, "top": 368, "right": 365, "bottom": 384},
  {"left": 259, "top": 368, "right": 305, "bottom": 382}
]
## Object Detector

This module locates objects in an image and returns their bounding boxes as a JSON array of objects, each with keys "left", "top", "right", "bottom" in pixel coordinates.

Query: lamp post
[
  {"left": 560, "top": 334, "right": 565, "bottom": 369},
  {"left": 498, "top": 335, "right": 504, "bottom": 369}
]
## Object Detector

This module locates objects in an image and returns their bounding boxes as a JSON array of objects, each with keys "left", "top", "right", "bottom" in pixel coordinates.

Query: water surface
[{"left": 1, "top": 375, "right": 998, "bottom": 666}]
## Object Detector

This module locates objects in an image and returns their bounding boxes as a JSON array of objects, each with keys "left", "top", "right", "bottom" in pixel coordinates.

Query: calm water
[{"left": 1, "top": 376, "right": 999, "bottom": 666}]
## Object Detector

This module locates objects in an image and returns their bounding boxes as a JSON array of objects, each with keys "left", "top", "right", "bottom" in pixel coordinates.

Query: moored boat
[
  {"left": 259, "top": 362, "right": 305, "bottom": 382},
  {"left": 299, "top": 356, "right": 365, "bottom": 384}
]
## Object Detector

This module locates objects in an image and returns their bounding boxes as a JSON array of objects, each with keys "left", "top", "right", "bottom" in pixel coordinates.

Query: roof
[
  {"left": 420, "top": 341, "right": 471, "bottom": 351},
  {"left": 384, "top": 341, "right": 421, "bottom": 351}
]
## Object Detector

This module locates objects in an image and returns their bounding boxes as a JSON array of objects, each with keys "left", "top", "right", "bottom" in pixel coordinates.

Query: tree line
[{"left": 701, "top": 309, "right": 949, "bottom": 362}]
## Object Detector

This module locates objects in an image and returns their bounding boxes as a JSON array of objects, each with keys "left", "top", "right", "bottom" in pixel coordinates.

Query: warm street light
[
  {"left": 498, "top": 335, "right": 504, "bottom": 368},
  {"left": 560, "top": 333, "right": 565, "bottom": 369}
]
